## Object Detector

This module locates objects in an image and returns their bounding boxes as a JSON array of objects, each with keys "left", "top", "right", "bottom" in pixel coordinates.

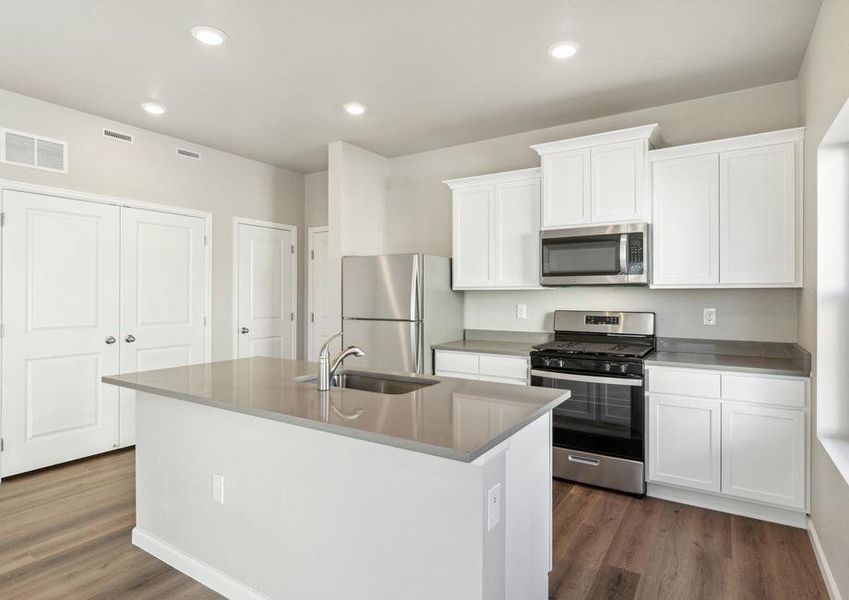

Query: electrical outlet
[
  {"left": 703, "top": 308, "right": 717, "bottom": 326},
  {"left": 212, "top": 473, "right": 225, "bottom": 504},
  {"left": 487, "top": 483, "right": 501, "bottom": 531},
  {"left": 516, "top": 304, "right": 527, "bottom": 319}
]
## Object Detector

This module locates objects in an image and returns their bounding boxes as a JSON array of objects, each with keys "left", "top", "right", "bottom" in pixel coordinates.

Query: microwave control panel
[{"left": 627, "top": 234, "right": 644, "bottom": 274}]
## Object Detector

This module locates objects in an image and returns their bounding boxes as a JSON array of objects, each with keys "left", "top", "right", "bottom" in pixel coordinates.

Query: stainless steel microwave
[{"left": 540, "top": 223, "right": 649, "bottom": 286}]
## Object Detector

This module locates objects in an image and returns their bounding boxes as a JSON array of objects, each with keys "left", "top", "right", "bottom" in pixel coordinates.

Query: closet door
[
  {"left": 1, "top": 190, "right": 120, "bottom": 476},
  {"left": 236, "top": 222, "right": 296, "bottom": 358},
  {"left": 119, "top": 208, "right": 206, "bottom": 446}
]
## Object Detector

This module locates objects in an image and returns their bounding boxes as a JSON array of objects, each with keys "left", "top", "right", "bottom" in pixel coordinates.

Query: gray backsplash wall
[{"left": 463, "top": 287, "right": 798, "bottom": 342}]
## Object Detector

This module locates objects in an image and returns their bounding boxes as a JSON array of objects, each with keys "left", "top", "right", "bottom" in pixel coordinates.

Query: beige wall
[
  {"left": 303, "top": 170, "right": 328, "bottom": 357},
  {"left": 0, "top": 88, "right": 305, "bottom": 360},
  {"left": 798, "top": 0, "right": 849, "bottom": 595},
  {"left": 384, "top": 80, "right": 802, "bottom": 341},
  {"left": 305, "top": 170, "right": 328, "bottom": 228}
]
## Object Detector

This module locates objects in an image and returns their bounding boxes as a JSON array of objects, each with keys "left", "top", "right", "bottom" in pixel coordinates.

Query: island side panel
[
  {"left": 133, "top": 391, "right": 493, "bottom": 600},
  {"left": 505, "top": 412, "right": 552, "bottom": 599}
]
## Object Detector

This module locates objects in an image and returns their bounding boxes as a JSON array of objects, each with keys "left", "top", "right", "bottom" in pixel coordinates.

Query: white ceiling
[{"left": 0, "top": 1, "right": 821, "bottom": 173}]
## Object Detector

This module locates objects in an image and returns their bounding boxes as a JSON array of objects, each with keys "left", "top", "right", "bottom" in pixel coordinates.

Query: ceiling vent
[
  {"left": 176, "top": 147, "right": 201, "bottom": 160},
  {"left": 103, "top": 128, "right": 134, "bottom": 143},
  {"left": 1, "top": 128, "right": 68, "bottom": 173}
]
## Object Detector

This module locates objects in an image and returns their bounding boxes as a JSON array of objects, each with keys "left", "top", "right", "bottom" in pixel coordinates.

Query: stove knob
[
  {"left": 556, "top": 359, "right": 565, "bottom": 368},
  {"left": 603, "top": 363, "right": 612, "bottom": 372},
  {"left": 618, "top": 364, "right": 628, "bottom": 374},
  {"left": 542, "top": 358, "right": 551, "bottom": 367}
]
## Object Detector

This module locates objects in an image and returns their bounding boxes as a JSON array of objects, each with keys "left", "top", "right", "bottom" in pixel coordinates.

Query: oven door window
[
  {"left": 532, "top": 372, "right": 644, "bottom": 460},
  {"left": 542, "top": 234, "right": 622, "bottom": 277}
]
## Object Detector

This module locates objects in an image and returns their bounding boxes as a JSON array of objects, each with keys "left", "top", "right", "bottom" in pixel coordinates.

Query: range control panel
[{"left": 585, "top": 315, "right": 620, "bottom": 326}]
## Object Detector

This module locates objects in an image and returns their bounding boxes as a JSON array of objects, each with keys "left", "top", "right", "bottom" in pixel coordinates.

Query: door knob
[
  {"left": 105, "top": 336, "right": 116, "bottom": 344},
  {"left": 240, "top": 327, "right": 250, "bottom": 334},
  {"left": 125, "top": 334, "right": 136, "bottom": 343}
]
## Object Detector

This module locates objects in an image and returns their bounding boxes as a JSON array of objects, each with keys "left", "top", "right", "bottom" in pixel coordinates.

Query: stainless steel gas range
[{"left": 530, "top": 310, "right": 656, "bottom": 496}]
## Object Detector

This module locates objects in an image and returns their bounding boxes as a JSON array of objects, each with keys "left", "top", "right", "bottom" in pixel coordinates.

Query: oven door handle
[{"left": 530, "top": 369, "right": 643, "bottom": 387}]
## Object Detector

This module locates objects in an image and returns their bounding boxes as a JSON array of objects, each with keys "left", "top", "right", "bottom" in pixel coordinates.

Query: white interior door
[
  {"left": 308, "top": 227, "right": 331, "bottom": 361},
  {"left": 119, "top": 207, "right": 206, "bottom": 446},
  {"left": 237, "top": 222, "right": 296, "bottom": 359},
  {"left": 1, "top": 190, "right": 120, "bottom": 476}
]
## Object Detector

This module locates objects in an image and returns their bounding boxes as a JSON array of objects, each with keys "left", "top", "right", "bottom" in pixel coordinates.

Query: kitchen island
[{"left": 103, "top": 357, "right": 568, "bottom": 600}]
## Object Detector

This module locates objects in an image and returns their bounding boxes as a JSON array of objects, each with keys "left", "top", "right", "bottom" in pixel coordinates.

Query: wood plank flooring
[{"left": 0, "top": 450, "right": 829, "bottom": 599}]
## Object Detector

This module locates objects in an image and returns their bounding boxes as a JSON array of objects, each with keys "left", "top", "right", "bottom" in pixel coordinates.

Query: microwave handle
[{"left": 619, "top": 233, "right": 628, "bottom": 274}]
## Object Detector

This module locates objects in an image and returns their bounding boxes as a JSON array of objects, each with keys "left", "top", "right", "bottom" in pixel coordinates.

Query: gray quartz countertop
[
  {"left": 646, "top": 338, "right": 811, "bottom": 377},
  {"left": 431, "top": 339, "right": 537, "bottom": 357},
  {"left": 103, "top": 357, "right": 568, "bottom": 462}
]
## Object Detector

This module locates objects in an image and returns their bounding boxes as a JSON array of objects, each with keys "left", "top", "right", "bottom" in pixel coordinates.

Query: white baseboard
[
  {"left": 808, "top": 518, "right": 844, "bottom": 600},
  {"left": 646, "top": 483, "right": 807, "bottom": 528},
  {"left": 132, "top": 528, "right": 268, "bottom": 600}
]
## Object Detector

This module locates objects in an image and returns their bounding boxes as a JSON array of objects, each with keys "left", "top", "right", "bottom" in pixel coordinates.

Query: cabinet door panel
[
  {"left": 648, "top": 394, "right": 721, "bottom": 491},
  {"left": 652, "top": 154, "right": 719, "bottom": 285},
  {"left": 541, "top": 149, "right": 590, "bottom": 227},
  {"left": 452, "top": 186, "right": 493, "bottom": 287},
  {"left": 591, "top": 140, "right": 644, "bottom": 223},
  {"left": 494, "top": 178, "right": 540, "bottom": 287},
  {"left": 721, "top": 402, "right": 805, "bottom": 509},
  {"left": 720, "top": 143, "right": 796, "bottom": 284}
]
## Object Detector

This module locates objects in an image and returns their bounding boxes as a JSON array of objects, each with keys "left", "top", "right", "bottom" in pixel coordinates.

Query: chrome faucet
[{"left": 318, "top": 332, "right": 365, "bottom": 391}]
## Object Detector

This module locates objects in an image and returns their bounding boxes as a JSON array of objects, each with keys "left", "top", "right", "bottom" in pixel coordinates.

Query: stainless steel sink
[{"left": 295, "top": 370, "right": 438, "bottom": 395}]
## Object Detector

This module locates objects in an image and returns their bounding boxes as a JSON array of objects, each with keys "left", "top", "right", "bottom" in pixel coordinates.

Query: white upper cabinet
[
  {"left": 541, "top": 149, "right": 590, "bottom": 226},
  {"left": 532, "top": 124, "right": 660, "bottom": 229},
  {"left": 651, "top": 154, "right": 720, "bottom": 285},
  {"left": 649, "top": 128, "right": 803, "bottom": 288},
  {"left": 446, "top": 168, "right": 541, "bottom": 290},
  {"left": 452, "top": 184, "right": 493, "bottom": 287},
  {"left": 591, "top": 140, "right": 646, "bottom": 223},
  {"left": 494, "top": 177, "right": 541, "bottom": 288},
  {"left": 720, "top": 143, "right": 797, "bottom": 285}
]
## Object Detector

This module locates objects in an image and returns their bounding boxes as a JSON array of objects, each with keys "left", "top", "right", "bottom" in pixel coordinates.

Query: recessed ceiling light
[
  {"left": 548, "top": 41, "right": 580, "bottom": 60},
  {"left": 343, "top": 102, "right": 367, "bottom": 116},
  {"left": 191, "top": 25, "right": 228, "bottom": 46},
  {"left": 141, "top": 102, "right": 167, "bottom": 115}
]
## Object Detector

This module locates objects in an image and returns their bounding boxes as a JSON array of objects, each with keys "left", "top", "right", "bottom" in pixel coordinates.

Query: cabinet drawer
[
  {"left": 648, "top": 368, "right": 720, "bottom": 398},
  {"left": 721, "top": 374, "right": 806, "bottom": 408},
  {"left": 435, "top": 370, "right": 479, "bottom": 382},
  {"left": 478, "top": 374, "right": 527, "bottom": 386},
  {"left": 434, "top": 351, "right": 479, "bottom": 375},
  {"left": 479, "top": 355, "right": 528, "bottom": 381}
]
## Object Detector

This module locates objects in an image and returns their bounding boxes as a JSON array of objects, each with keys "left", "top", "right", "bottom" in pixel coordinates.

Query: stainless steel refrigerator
[{"left": 342, "top": 254, "right": 463, "bottom": 374}]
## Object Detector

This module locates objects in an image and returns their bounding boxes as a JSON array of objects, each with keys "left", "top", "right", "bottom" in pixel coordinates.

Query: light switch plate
[
  {"left": 212, "top": 473, "right": 225, "bottom": 504},
  {"left": 487, "top": 483, "right": 501, "bottom": 531},
  {"left": 703, "top": 308, "right": 717, "bottom": 326},
  {"left": 516, "top": 304, "right": 527, "bottom": 319}
]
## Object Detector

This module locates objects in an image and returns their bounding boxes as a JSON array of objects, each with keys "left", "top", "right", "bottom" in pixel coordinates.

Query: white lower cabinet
[
  {"left": 721, "top": 402, "right": 806, "bottom": 509},
  {"left": 434, "top": 349, "right": 529, "bottom": 385},
  {"left": 646, "top": 366, "right": 808, "bottom": 515},
  {"left": 648, "top": 394, "right": 721, "bottom": 492}
]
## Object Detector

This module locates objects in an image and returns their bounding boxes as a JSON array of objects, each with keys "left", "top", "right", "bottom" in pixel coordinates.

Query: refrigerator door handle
[
  {"left": 410, "top": 255, "right": 420, "bottom": 322},
  {"left": 411, "top": 321, "right": 422, "bottom": 374}
]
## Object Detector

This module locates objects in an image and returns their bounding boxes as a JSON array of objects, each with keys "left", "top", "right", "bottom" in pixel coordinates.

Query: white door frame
[
  {"left": 307, "top": 226, "right": 329, "bottom": 360},
  {"left": 232, "top": 217, "right": 298, "bottom": 359},
  {"left": 0, "top": 178, "right": 213, "bottom": 483}
]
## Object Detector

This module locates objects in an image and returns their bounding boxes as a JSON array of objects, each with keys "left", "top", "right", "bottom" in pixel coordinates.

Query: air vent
[
  {"left": 176, "top": 147, "right": 201, "bottom": 160},
  {"left": 1, "top": 129, "right": 67, "bottom": 173},
  {"left": 103, "top": 128, "right": 134, "bottom": 143}
]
